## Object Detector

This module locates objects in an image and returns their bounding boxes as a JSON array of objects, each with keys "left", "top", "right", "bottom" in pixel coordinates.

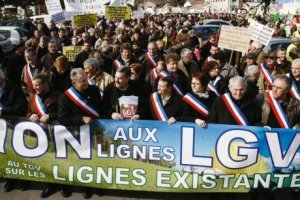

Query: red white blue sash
[
  {"left": 207, "top": 83, "right": 220, "bottom": 97},
  {"left": 113, "top": 59, "right": 123, "bottom": 70},
  {"left": 25, "top": 64, "right": 34, "bottom": 91},
  {"left": 150, "top": 92, "right": 168, "bottom": 121},
  {"left": 290, "top": 81, "right": 300, "bottom": 100},
  {"left": 145, "top": 53, "right": 157, "bottom": 69},
  {"left": 65, "top": 87, "right": 100, "bottom": 118},
  {"left": 182, "top": 93, "right": 209, "bottom": 118},
  {"left": 266, "top": 91, "right": 290, "bottom": 128},
  {"left": 260, "top": 63, "right": 273, "bottom": 87},
  {"left": 32, "top": 94, "right": 47, "bottom": 117},
  {"left": 221, "top": 93, "right": 249, "bottom": 126},
  {"left": 150, "top": 69, "right": 158, "bottom": 83},
  {"left": 159, "top": 71, "right": 184, "bottom": 96}
]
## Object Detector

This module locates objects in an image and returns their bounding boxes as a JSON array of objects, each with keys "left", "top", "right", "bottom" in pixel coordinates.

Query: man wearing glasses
[{"left": 257, "top": 51, "right": 284, "bottom": 92}]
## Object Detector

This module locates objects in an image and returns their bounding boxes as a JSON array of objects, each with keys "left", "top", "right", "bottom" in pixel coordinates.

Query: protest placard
[
  {"left": 45, "top": 0, "right": 63, "bottom": 15},
  {"left": 62, "top": 46, "right": 82, "bottom": 62},
  {"left": 71, "top": 13, "right": 97, "bottom": 29},
  {"left": 218, "top": 25, "right": 252, "bottom": 53},
  {"left": 64, "top": 0, "right": 106, "bottom": 15},
  {"left": 132, "top": 10, "right": 144, "bottom": 19},
  {"left": 105, "top": 6, "right": 132, "bottom": 20},
  {"left": 249, "top": 21, "right": 274, "bottom": 45},
  {"left": 52, "top": 12, "right": 66, "bottom": 24}
]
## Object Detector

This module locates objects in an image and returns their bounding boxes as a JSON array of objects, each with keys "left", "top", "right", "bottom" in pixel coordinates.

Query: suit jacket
[
  {"left": 57, "top": 85, "right": 103, "bottom": 126},
  {"left": 102, "top": 81, "right": 149, "bottom": 119},
  {"left": 27, "top": 89, "right": 61, "bottom": 121},
  {"left": 208, "top": 94, "right": 261, "bottom": 126},
  {"left": 0, "top": 81, "right": 28, "bottom": 117},
  {"left": 149, "top": 93, "right": 183, "bottom": 121}
]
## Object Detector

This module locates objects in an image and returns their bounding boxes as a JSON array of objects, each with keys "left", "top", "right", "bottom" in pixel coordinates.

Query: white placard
[
  {"left": 132, "top": 10, "right": 144, "bottom": 19},
  {"left": 64, "top": 0, "right": 107, "bottom": 15},
  {"left": 218, "top": 25, "right": 252, "bottom": 53},
  {"left": 249, "top": 21, "right": 274, "bottom": 46},
  {"left": 52, "top": 12, "right": 65, "bottom": 24},
  {"left": 45, "top": 0, "right": 63, "bottom": 15}
]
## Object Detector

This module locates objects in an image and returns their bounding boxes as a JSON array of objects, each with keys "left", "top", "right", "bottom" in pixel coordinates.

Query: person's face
[
  {"left": 34, "top": 30, "right": 40, "bottom": 37},
  {"left": 182, "top": 53, "right": 193, "bottom": 64},
  {"left": 15, "top": 47, "right": 24, "bottom": 56},
  {"left": 115, "top": 71, "right": 130, "bottom": 89},
  {"left": 148, "top": 44, "right": 158, "bottom": 56},
  {"left": 83, "top": 43, "right": 91, "bottom": 52},
  {"left": 157, "top": 80, "right": 171, "bottom": 96},
  {"left": 291, "top": 63, "right": 300, "bottom": 78},
  {"left": 246, "top": 58, "right": 255, "bottom": 66},
  {"left": 130, "top": 68, "right": 140, "bottom": 81},
  {"left": 229, "top": 83, "right": 246, "bottom": 100},
  {"left": 73, "top": 74, "right": 89, "bottom": 92},
  {"left": 48, "top": 43, "right": 57, "bottom": 53},
  {"left": 72, "top": 37, "right": 78, "bottom": 45},
  {"left": 121, "top": 49, "right": 131, "bottom": 60},
  {"left": 277, "top": 50, "right": 286, "bottom": 61},
  {"left": 266, "top": 56, "right": 276, "bottom": 67},
  {"left": 209, "top": 37, "right": 216, "bottom": 44},
  {"left": 33, "top": 79, "right": 47, "bottom": 95},
  {"left": 166, "top": 59, "right": 178, "bottom": 73},
  {"left": 59, "top": 30, "right": 65, "bottom": 38},
  {"left": 93, "top": 52, "right": 101, "bottom": 62},
  {"left": 55, "top": 64, "right": 67, "bottom": 74},
  {"left": 84, "top": 65, "right": 96, "bottom": 78},
  {"left": 82, "top": 34, "right": 89, "bottom": 41},
  {"left": 39, "top": 38, "right": 47, "bottom": 48},
  {"left": 210, "top": 46, "right": 219, "bottom": 55},
  {"left": 272, "top": 79, "right": 289, "bottom": 100},
  {"left": 191, "top": 77, "right": 205, "bottom": 93},
  {"left": 24, "top": 51, "right": 37, "bottom": 65},
  {"left": 209, "top": 65, "right": 219, "bottom": 77}
]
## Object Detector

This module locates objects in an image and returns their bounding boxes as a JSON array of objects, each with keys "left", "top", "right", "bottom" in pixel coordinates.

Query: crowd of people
[{"left": 1, "top": 11, "right": 300, "bottom": 199}]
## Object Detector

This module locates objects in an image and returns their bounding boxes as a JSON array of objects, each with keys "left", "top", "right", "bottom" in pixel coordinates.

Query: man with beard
[
  {"left": 40, "top": 40, "right": 62, "bottom": 71},
  {"left": 74, "top": 42, "right": 92, "bottom": 69},
  {"left": 275, "top": 47, "right": 291, "bottom": 74}
]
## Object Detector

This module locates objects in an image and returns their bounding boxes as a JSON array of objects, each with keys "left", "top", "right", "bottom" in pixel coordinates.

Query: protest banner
[
  {"left": 52, "top": 12, "right": 66, "bottom": 24},
  {"left": 132, "top": 10, "right": 144, "bottom": 19},
  {"left": 105, "top": 6, "right": 132, "bottom": 20},
  {"left": 1, "top": 118, "right": 300, "bottom": 192},
  {"left": 249, "top": 21, "right": 274, "bottom": 46},
  {"left": 71, "top": 13, "right": 97, "bottom": 29},
  {"left": 45, "top": 0, "right": 63, "bottom": 15},
  {"left": 62, "top": 46, "right": 83, "bottom": 62},
  {"left": 64, "top": 0, "right": 106, "bottom": 15},
  {"left": 218, "top": 25, "right": 252, "bottom": 53}
]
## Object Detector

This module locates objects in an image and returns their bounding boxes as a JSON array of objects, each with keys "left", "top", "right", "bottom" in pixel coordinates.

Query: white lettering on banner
[
  {"left": 12, "top": 122, "right": 48, "bottom": 158},
  {"left": 233, "top": 174, "right": 251, "bottom": 189},
  {"left": 181, "top": 127, "right": 213, "bottom": 167},
  {"left": 0, "top": 119, "right": 7, "bottom": 153},
  {"left": 216, "top": 130, "right": 259, "bottom": 169},
  {"left": 274, "top": 174, "right": 290, "bottom": 188},
  {"left": 249, "top": 21, "right": 274, "bottom": 46},
  {"left": 265, "top": 132, "right": 300, "bottom": 168},
  {"left": 54, "top": 125, "right": 91, "bottom": 159},
  {"left": 113, "top": 127, "right": 158, "bottom": 142},
  {"left": 64, "top": 0, "right": 106, "bottom": 15},
  {"left": 53, "top": 165, "right": 146, "bottom": 185},
  {"left": 201, "top": 174, "right": 217, "bottom": 189}
]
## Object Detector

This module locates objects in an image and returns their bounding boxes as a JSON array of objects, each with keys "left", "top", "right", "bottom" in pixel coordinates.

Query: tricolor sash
[
  {"left": 150, "top": 69, "right": 158, "bottom": 83},
  {"left": 65, "top": 87, "right": 100, "bottom": 118},
  {"left": 182, "top": 93, "right": 209, "bottom": 118},
  {"left": 159, "top": 71, "right": 184, "bottom": 96},
  {"left": 207, "top": 83, "right": 220, "bottom": 97},
  {"left": 145, "top": 53, "right": 157, "bottom": 69},
  {"left": 221, "top": 93, "right": 249, "bottom": 126},
  {"left": 260, "top": 63, "right": 273, "bottom": 88},
  {"left": 266, "top": 91, "right": 290, "bottom": 128},
  {"left": 290, "top": 81, "right": 300, "bottom": 100},
  {"left": 25, "top": 64, "right": 34, "bottom": 91},
  {"left": 113, "top": 59, "right": 123, "bottom": 70},
  {"left": 32, "top": 94, "right": 48, "bottom": 117},
  {"left": 150, "top": 92, "right": 168, "bottom": 121}
]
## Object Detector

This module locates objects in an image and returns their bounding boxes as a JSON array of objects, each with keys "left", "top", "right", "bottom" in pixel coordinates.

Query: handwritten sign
[
  {"left": 218, "top": 25, "right": 252, "bottom": 53},
  {"left": 249, "top": 21, "right": 274, "bottom": 46},
  {"left": 71, "top": 13, "right": 97, "bottom": 28},
  {"left": 105, "top": 6, "right": 132, "bottom": 20},
  {"left": 63, "top": 46, "right": 82, "bottom": 62}
]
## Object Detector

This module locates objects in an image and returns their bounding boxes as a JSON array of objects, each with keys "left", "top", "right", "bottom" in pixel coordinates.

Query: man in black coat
[
  {"left": 208, "top": 76, "right": 261, "bottom": 126},
  {"left": 102, "top": 67, "right": 149, "bottom": 120},
  {"left": 74, "top": 42, "right": 92, "bottom": 69}
]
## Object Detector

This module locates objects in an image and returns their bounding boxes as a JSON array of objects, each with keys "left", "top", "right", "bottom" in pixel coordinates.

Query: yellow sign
[
  {"left": 62, "top": 46, "right": 83, "bottom": 62},
  {"left": 71, "top": 13, "right": 97, "bottom": 29},
  {"left": 105, "top": 6, "right": 132, "bottom": 20}
]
